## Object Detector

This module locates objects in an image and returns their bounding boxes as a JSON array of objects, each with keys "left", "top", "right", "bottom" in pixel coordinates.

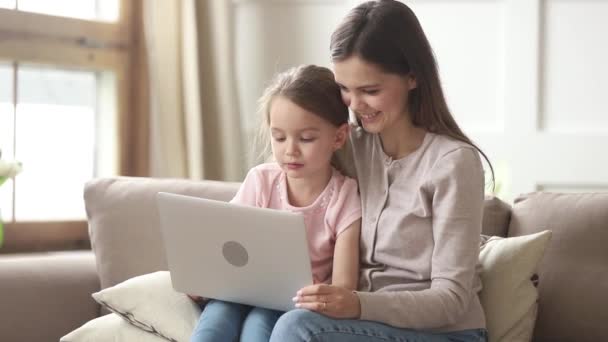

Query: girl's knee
[{"left": 246, "top": 307, "right": 282, "bottom": 325}]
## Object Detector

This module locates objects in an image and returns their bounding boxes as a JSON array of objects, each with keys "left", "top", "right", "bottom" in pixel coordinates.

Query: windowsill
[{"left": 0, "top": 221, "right": 90, "bottom": 254}]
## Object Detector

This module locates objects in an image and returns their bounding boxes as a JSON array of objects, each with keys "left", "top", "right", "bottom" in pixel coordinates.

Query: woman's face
[{"left": 333, "top": 56, "right": 416, "bottom": 135}]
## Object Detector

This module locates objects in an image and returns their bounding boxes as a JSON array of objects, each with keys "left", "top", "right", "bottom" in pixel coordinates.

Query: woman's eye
[
  {"left": 273, "top": 137, "right": 286, "bottom": 142},
  {"left": 301, "top": 137, "right": 316, "bottom": 142},
  {"left": 364, "top": 89, "right": 379, "bottom": 95}
]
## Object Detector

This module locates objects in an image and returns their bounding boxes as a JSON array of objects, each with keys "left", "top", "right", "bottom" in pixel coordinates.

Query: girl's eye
[
  {"left": 273, "top": 137, "right": 286, "bottom": 142},
  {"left": 364, "top": 89, "right": 379, "bottom": 95},
  {"left": 301, "top": 137, "right": 316, "bottom": 142}
]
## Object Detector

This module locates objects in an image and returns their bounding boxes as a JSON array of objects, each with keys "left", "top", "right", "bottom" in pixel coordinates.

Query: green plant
[{"left": 0, "top": 149, "right": 23, "bottom": 247}]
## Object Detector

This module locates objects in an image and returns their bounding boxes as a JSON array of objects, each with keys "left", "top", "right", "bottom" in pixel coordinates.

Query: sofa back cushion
[
  {"left": 84, "top": 178, "right": 511, "bottom": 289},
  {"left": 482, "top": 195, "right": 511, "bottom": 237},
  {"left": 508, "top": 192, "right": 608, "bottom": 341},
  {"left": 84, "top": 177, "right": 240, "bottom": 289}
]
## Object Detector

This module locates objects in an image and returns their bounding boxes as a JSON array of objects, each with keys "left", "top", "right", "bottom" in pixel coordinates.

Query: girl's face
[
  {"left": 333, "top": 56, "right": 416, "bottom": 135},
  {"left": 269, "top": 96, "right": 347, "bottom": 181}
]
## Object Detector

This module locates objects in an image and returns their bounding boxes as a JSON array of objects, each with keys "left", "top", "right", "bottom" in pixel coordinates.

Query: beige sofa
[{"left": 1, "top": 176, "right": 606, "bottom": 341}]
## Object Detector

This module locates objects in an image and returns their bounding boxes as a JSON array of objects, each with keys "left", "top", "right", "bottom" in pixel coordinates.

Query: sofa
[{"left": 0, "top": 176, "right": 606, "bottom": 341}]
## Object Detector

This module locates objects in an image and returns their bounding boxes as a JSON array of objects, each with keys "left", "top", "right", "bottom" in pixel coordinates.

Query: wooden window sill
[{"left": 0, "top": 221, "right": 90, "bottom": 254}]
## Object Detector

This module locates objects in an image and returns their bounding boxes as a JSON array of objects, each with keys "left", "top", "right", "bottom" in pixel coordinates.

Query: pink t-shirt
[{"left": 230, "top": 163, "right": 361, "bottom": 284}]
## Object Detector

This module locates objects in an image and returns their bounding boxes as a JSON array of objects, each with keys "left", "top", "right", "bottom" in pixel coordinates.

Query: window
[{"left": 0, "top": 1, "right": 136, "bottom": 252}]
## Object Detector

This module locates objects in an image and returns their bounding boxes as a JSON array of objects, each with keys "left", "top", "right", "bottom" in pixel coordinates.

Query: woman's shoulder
[
  {"left": 426, "top": 133, "right": 480, "bottom": 162},
  {"left": 424, "top": 133, "right": 483, "bottom": 177}
]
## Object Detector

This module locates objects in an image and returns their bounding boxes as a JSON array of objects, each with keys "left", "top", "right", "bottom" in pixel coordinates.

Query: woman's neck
[
  {"left": 379, "top": 116, "right": 426, "bottom": 160},
  {"left": 285, "top": 166, "right": 332, "bottom": 207}
]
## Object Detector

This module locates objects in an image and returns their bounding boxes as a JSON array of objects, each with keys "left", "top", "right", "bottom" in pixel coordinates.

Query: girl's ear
[{"left": 333, "top": 123, "right": 349, "bottom": 150}]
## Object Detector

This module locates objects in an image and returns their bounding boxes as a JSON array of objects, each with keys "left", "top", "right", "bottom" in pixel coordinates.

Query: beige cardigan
[{"left": 350, "top": 128, "right": 486, "bottom": 332}]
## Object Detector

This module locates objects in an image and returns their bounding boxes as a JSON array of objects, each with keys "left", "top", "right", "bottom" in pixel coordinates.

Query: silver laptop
[{"left": 156, "top": 192, "right": 313, "bottom": 312}]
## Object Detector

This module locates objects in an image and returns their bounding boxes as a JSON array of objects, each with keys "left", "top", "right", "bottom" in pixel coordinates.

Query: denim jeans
[
  {"left": 190, "top": 299, "right": 283, "bottom": 342},
  {"left": 269, "top": 309, "right": 487, "bottom": 342}
]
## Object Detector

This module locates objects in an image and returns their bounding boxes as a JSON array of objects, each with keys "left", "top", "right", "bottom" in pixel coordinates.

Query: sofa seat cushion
[{"left": 509, "top": 192, "right": 608, "bottom": 341}]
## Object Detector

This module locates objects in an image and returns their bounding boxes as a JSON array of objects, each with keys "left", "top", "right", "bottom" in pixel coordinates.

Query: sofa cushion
[
  {"left": 84, "top": 177, "right": 240, "bottom": 289},
  {"left": 481, "top": 195, "right": 511, "bottom": 237},
  {"left": 91, "top": 271, "right": 199, "bottom": 341},
  {"left": 509, "top": 192, "right": 608, "bottom": 341},
  {"left": 60, "top": 313, "right": 166, "bottom": 342},
  {"left": 479, "top": 230, "right": 551, "bottom": 342}
]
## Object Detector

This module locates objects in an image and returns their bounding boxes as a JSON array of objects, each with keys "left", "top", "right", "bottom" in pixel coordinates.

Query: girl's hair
[
  {"left": 255, "top": 65, "right": 355, "bottom": 177},
  {"left": 330, "top": 0, "right": 494, "bottom": 186}
]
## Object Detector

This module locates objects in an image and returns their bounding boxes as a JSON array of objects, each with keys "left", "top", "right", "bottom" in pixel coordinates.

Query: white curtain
[{"left": 144, "top": 0, "right": 245, "bottom": 181}]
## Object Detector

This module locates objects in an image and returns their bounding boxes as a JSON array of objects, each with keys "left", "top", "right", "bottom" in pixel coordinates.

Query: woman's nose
[{"left": 349, "top": 94, "right": 366, "bottom": 112}]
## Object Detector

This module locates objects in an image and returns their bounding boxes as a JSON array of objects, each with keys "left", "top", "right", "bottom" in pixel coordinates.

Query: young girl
[
  {"left": 273, "top": 1, "right": 492, "bottom": 341},
  {"left": 190, "top": 65, "right": 362, "bottom": 342}
]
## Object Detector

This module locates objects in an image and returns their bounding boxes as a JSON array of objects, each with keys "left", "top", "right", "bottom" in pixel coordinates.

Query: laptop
[{"left": 156, "top": 192, "right": 313, "bottom": 312}]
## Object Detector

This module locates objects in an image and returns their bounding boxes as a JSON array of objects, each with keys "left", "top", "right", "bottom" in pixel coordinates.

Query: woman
[{"left": 271, "top": 1, "right": 492, "bottom": 341}]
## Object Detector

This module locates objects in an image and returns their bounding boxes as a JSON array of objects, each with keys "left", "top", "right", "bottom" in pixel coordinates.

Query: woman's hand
[
  {"left": 293, "top": 284, "right": 361, "bottom": 319},
  {"left": 187, "top": 294, "right": 206, "bottom": 303}
]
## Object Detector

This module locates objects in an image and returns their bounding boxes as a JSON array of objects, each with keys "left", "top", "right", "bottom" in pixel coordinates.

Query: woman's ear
[
  {"left": 407, "top": 75, "right": 417, "bottom": 90},
  {"left": 334, "top": 123, "right": 349, "bottom": 150}
]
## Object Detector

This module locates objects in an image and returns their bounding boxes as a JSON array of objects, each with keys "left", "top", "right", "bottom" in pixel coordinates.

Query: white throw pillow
[
  {"left": 479, "top": 230, "right": 552, "bottom": 342},
  {"left": 91, "top": 271, "right": 201, "bottom": 342},
  {"left": 60, "top": 313, "right": 167, "bottom": 342}
]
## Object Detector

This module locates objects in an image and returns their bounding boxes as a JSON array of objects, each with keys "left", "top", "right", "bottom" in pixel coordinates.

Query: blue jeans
[
  {"left": 190, "top": 299, "right": 283, "bottom": 342},
  {"left": 269, "top": 309, "right": 487, "bottom": 342}
]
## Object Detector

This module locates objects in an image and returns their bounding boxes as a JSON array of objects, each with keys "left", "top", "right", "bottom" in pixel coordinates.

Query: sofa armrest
[{"left": 0, "top": 251, "right": 100, "bottom": 342}]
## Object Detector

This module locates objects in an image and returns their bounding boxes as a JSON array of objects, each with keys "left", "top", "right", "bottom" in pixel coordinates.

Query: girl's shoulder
[
  {"left": 245, "top": 162, "right": 283, "bottom": 183},
  {"left": 329, "top": 169, "right": 359, "bottom": 199}
]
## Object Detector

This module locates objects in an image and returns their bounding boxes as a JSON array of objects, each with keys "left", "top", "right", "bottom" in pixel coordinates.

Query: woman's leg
[
  {"left": 190, "top": 300, "right": 251, "bottom": 342},
  {"left": 269, "top": 309, "right": 487, "bottom": 342},
  {"left": 240, "top": 306, "right": 284, "bottom": 342}
]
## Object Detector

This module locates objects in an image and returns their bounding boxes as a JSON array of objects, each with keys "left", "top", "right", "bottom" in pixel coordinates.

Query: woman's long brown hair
[{"left": 330, "top": 0, "right": 494, "bottom": 187}]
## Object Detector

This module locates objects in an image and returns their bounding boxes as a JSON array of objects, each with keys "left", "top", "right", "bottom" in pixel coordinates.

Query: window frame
[{"left": 0, "top": 2, "right": 140, "bottom": 253}]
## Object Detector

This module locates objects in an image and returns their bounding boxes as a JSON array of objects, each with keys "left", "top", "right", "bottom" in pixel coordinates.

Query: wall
[{"left": 232, "top": 0, "right": 608, "bottom": 202}]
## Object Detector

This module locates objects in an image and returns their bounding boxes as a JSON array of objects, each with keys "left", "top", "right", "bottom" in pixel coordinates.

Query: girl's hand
[{"left": 292, "top": 284, "right": 361, "bottom": 319}]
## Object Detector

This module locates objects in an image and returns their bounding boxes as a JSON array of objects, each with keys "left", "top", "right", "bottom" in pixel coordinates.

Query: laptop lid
[{"left": 156, "top": 192, "right": 313, "bottom": 312}]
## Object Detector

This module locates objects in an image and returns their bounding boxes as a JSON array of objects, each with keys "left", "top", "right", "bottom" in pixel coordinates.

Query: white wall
[{"left": 232, "top": 0, "right": 608, "bottom": 202}]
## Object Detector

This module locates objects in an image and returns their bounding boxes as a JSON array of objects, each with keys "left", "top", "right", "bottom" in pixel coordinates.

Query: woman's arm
[
  {"left": 331, "top": 219, "right": 361, "bottom": 290},
  {"left": 355, "top": 148, "right": 485, "bottom": 329}
]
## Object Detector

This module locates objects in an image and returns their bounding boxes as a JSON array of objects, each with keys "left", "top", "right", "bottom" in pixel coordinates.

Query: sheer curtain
[{"left": 143, "top": 0, "right": 245, "bottom": 181}]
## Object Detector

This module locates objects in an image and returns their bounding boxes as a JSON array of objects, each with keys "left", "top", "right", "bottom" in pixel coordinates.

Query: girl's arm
[{"left": 331, "top": 219, "right": 361, "bottom": 290}]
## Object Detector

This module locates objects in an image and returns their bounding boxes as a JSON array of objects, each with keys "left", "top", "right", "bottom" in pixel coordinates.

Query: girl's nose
[{"left": 286, "top": 139, "right": 300, "bottom": 156}]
